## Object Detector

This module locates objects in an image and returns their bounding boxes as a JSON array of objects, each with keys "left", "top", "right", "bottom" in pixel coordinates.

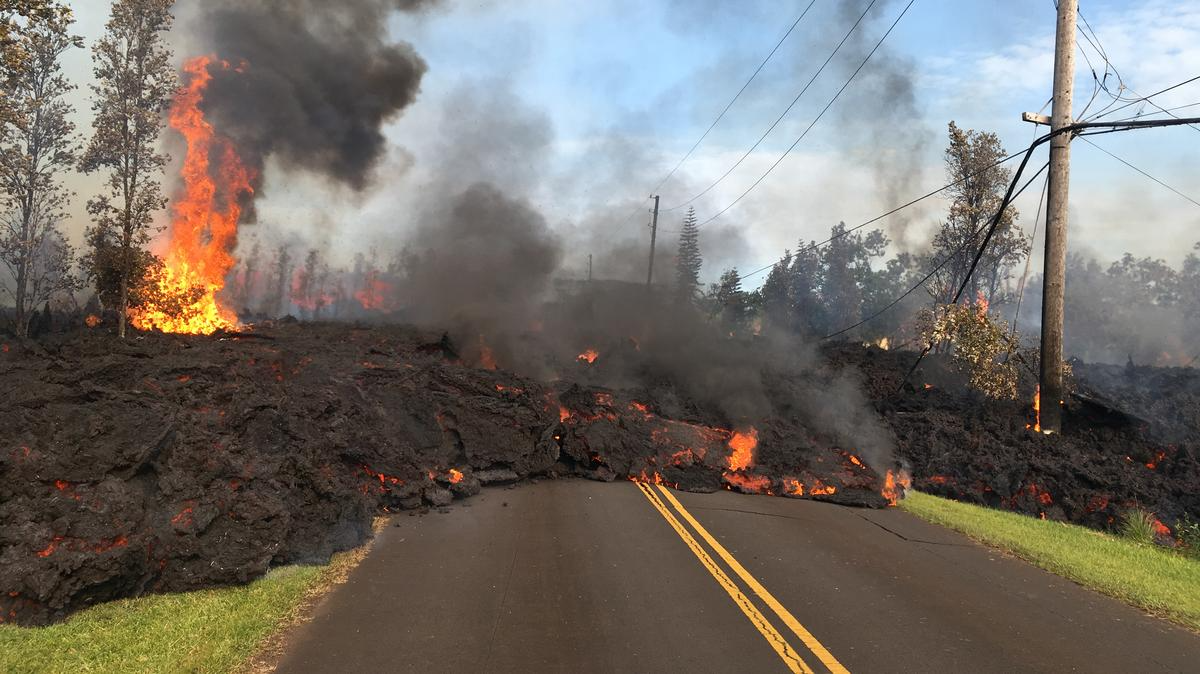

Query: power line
[
  {"left": 823, "top": 160, "right": 1051, "bottom": 341},
  {"left": 1083, "top": 74, "right": 1200, "bottom": 125},
  {"left": 1010, "top": 171, "right": 1050, "bottom": 338},
  {"left": 659, "top": 0, "right": 883, "bottom": 213},
  {"left": 1080, "top": 136, "right": 1200, "bottom": 209},
  {"left": 648, "top": 0, "right": 819, "bottom": 196},
  {"left": 693, "top": 0, "right": 917, "bottom": 228},
  {"left": 742, "top": 115, "right": 1200, "bottom": 285},
  {"left": 742, "top": 150, "right": 1026, "bottom": 281}
]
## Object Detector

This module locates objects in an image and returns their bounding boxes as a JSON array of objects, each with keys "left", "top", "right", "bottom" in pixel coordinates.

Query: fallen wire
[
  {"left": 892, "top": 115, "right": 1200, "bottom": 391},
  {"left": 822, "top": 160, "right": 1051, "bottom": 342}
]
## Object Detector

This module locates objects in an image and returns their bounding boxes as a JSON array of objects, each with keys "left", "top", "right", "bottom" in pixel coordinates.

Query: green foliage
[
  {"left": 675, "top": 206, "right": 702, "bottom": 302},
  {"left": 1177, "top": 514, "right": 1200, "bottom": 561},
  {"left": 709, "top": 267, "right": 750, "bottom": 334},
  {"left": 1120, "top": 508, "right": 1159, "bottom": 546},
  {"left": 750, "top": 223, "right": 910, "bottom": 340},
  {"left": 916, "top": 298, "right": 1028, "bottom": 400}
]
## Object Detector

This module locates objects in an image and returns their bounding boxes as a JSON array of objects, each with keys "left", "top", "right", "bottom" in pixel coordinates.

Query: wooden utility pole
[
  {"left": 646, "top": 195, "right": 660, "bottom": 288},
  {"left": 1039, "top": 0, "right": 1077, "bottom": 433}
]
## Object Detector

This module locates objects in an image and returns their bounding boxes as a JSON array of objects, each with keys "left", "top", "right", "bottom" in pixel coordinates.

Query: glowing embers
[
  {"left": 130, "top": 56, "right": 254, "bottom": 335},
  {"left": 577, "top": 348, "right": 599, "bottom": 364}
]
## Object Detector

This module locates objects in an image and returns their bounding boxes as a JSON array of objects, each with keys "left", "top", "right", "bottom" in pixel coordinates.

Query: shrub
[
  {"left": 1176, "top": 513, "right": 1200, "bottom": 560},
  {"left": 1120, "top": 508, "right": 1158, "bottom": 546}
]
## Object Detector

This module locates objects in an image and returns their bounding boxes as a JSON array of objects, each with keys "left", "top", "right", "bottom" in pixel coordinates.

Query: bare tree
[
  {"left": 0, "top": 4, "right": 81, "bottom": 337},
  {"left": 79, "top": 0, "right": 176, "bottom": 338},
  {"left": 269, "top": 244, "right": 291, "bottom": 317}
]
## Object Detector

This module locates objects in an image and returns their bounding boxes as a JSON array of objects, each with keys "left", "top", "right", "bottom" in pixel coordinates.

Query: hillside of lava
[{"left": 1, "top": 322, "right": 1196, "bottom": 625}]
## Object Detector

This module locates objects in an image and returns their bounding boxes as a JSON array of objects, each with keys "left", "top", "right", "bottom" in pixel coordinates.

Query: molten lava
[
  {"left": 726, "top": 428, "right": 758, "bottom": 471},
  {"left": 130, "top": 56, "right": 254, "bottom": 335}
]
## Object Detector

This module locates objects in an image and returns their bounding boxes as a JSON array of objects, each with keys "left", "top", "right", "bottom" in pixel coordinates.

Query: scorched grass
[{"left": 901, "top": 491, "right": 1200, "bottom": 632}]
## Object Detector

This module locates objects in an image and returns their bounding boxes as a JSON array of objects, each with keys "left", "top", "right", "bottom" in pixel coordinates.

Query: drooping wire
[
  {"left": 741, "top": 151, "right": 1026, "bottom": 281},
  {"left": 823, "top": 160, "right": 1050, "bottom": 341},
  {"left": 658, "top": 0, "right": 883, "bottom": 213},
  {"left": 692, "top": 0, "right": 917, "bottom": 228},
  {"left": 648, "top": 0, "right": 820, "bottom": 197},
  {"left": 1080, "top": 136, "right": 1200, "bottom": 209}
]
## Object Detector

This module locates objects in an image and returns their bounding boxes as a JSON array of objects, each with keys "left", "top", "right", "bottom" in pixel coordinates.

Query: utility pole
[
  {"left": 645, "top": 195, "right": 660, "bottom": 288},
  {"left": 1039, "top": 0, "right": 1077, "bottom": 433}
]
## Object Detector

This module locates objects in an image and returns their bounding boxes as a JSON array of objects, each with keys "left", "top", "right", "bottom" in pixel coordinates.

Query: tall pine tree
[{"left": 675, "top": 206, "right": 702, "bottom": 301}]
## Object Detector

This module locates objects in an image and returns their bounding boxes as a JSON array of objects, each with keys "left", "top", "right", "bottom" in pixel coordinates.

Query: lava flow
[{"left": 130, "top": 56, "right": 254, "bottom": 335}]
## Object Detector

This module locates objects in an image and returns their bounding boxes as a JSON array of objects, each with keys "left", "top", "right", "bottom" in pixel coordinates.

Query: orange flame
[
  {"left": 130, "top": 57, "right": 253, "bottom": 335},
  {"left": 726, "top": 428, "right": 758, "bottom": 471},
  {"left": 975, "top": 290, "right": 989, "bottom": 318},
  {"left": 354, "top": 276, "right": 392, "bottom": 311},
  {"left": 447, "top": 468, "right": 464, "bottom": 484},
  {"left": 85, "top": 314, "right": 101, "bottom": 328},
  {"left": 882, "top": 469, "right": 912, "bottom": 506},
  {"left": 478, "top": 336, "right": 497, "bottom": 370},
  {"left": 1026, "top": 385, "right": 1042, "bottom": 433},
  {"left": 577, "top": 349, "right": 599, "bottom": 364}
]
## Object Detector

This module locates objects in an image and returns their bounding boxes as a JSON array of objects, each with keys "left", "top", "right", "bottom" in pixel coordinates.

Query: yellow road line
[
  {"left": 634, "top": 482, "right": 814, "bottom": 674},
  {"left": 654, "top": 484, "right": 851, "bottom": 674}
]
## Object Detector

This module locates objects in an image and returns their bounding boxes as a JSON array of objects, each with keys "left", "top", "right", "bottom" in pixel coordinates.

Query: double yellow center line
[{"left": 635, "top": 482, "right": 850, "bottom": 674}]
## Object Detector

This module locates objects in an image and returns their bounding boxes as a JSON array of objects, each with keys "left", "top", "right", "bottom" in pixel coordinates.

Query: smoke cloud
[
  {"left": 833, "top": 0, "right": 932, "bottom": 248},
  {"left": 190, "top": 0, "right": 434, "bottom": 192}
]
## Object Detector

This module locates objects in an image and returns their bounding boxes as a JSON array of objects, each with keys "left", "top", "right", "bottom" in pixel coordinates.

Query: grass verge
[
  {"left": 901, "top": 491, "right": 1200, "bottom": 632},
  {"left": 0, "top": 534, "right": 377, "bottom": 674}
]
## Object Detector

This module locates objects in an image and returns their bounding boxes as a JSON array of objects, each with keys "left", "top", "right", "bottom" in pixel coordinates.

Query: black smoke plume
[{"left": 189, "top": 0, "right": 434, "bottom": 192}]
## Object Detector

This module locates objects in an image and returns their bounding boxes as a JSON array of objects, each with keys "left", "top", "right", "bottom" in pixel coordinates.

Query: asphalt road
[{"left": 275, "top": 480, "right": 1200, "bottom": 673}]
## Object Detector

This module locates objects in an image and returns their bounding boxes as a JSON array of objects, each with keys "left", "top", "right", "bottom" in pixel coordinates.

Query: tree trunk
[
  {"left": 14, "top": 265, "right": 29, "bottom": 339},
  {"left": 118, "top": 277, "right": 128, "bottom": 339}
]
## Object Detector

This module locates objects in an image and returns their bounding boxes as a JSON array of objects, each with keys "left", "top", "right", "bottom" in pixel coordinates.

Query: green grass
[
  {"left": 0, "top": 562, "right": 338, "bottom": 674},
  {"left": 901, "top": 491, "right": 1200, "bottom": 632}
]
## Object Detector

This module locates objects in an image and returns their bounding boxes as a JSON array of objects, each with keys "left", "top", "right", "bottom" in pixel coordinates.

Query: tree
[
  {"left": 675, "top": 206, "right": 702, "bottom": 301},
  {"left": 759, "top": 251, "right": 792, "bottom": 332},
  {"left": 1, "top": 1, "right": 64, "bottom": 132},
  {"left": 711, "top": 268, "right": 750, "bottom": 334},
  {"left": 79, "top": 0, "right": 176, "bottom": 339},
  {"left": 928, "top": 122, "right": 1029, "bottom": 307},
  {"left": 269, "top": 244, "right": 291, "bottom": 317},
  {"left": 233, "top": 238, "right": 261, "bottom": 311},
  {"left": 0, "top": 4, "right": 81, "bottom": 337}
]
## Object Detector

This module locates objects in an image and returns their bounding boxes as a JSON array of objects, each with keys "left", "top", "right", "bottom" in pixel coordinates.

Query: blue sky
[{"left": 61, "top": 0, "right": 1200, "bottom": 285}]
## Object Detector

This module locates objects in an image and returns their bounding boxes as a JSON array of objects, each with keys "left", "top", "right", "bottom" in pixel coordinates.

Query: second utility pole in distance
[{"left": 646, "top": 195, "right": 660, "bottom": 288}]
